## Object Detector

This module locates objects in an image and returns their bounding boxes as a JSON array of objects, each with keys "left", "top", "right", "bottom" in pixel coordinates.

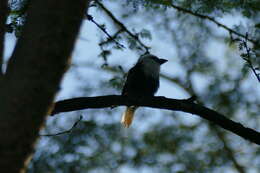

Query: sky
[{"left": 3, "top": 1, "right": 260, "bottom": 172}]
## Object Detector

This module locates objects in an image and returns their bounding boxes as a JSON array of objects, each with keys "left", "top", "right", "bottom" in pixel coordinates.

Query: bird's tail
[{"left": 121, "top": 106, "right": 137, "bottom": 128}]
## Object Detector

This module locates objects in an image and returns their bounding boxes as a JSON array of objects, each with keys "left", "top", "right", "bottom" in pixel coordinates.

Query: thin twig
[
  {"left": 86, "top": 14, "right": 125, "bottom": 49},
  {"left": 169, "top": 3, "right": 258, "bottom": 45},
  {"left": 40, "top": 115, "right": 83, "bottom": 137},
  {"left": 96, "top": 1, "right": 150, "bottom": 53},
  {"left": 99, "top": 29, "right": 124, "bottom": 47},
  {"left": 240, "top": 33, "right": 260, "bottom": 82}
]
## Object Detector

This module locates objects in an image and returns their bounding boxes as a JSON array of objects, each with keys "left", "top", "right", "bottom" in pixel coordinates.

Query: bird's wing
[{"left": 122, "top": 65, "right": 140, "bottom": 95}]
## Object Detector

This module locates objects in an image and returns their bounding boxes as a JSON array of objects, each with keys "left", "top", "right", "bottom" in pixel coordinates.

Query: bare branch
[
  {"left": 96, "top": 1, "right": 151, "bottom": 53},
  {"left": 86, "top": 14, "right": 125, "bottom": 49},
  {"left": 50, "top": 95, "right": 260, "bottom": 145},
  {"left": 41, "top": 115, "right": 83, "bottom": 137},
  {"left": 99, "top": 29, "right": 124, "bottom": 47}
]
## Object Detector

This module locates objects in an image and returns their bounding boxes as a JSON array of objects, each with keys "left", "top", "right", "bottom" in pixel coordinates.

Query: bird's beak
[{"left": 158, "top": 59, "right": 168, "bottom": 65}]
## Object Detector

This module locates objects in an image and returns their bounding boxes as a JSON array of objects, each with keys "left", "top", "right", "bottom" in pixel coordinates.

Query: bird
[{"left": 121, "top": 54, "right": 167, "bottom": 127}]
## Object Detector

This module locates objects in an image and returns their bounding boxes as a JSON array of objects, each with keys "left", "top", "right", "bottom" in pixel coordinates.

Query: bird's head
[
  {"left": 138, "top": 54, "right": 168, "bottom": 66},
  {"left": 137, "top": 54, "right": 167, "bottom": 77}
]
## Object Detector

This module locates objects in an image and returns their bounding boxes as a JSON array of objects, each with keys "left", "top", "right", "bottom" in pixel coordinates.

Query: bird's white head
[{"left": 138, "top": 54, "right": 167, "bottom": 77}]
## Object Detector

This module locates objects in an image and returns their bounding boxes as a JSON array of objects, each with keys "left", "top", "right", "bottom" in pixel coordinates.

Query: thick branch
[
  {"left": 51, "top": 95, "right": 260, "bottom": 145},
  {"left": 0, "top": 0, "right": 89, "bottom": 172}
]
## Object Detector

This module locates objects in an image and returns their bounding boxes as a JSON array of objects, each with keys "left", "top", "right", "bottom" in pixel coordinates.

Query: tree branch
[
  {"left": 50, "top": 95, "right": 260, "bottom": 145},
  {"left": 97, "top": 1, "right": 258, "bottom": 49},
  {"left": 40, "top": 115, "right": 83, "bottom": 137},
  {"left": 239, "top": 34, "right": 260, "bottom": 83},
  {"left": 96, "top": 1, "right": 151, "bottom": 53},
  {"left": 169, "top": 3, "right": 259, "bottom": 45},
  {"left": 86, "top": 14, "right": 125, "bottom": 49}
]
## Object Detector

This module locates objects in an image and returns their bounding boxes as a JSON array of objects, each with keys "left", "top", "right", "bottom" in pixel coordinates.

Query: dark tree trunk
[{"left": 0, "top": 1, "right": 90, "bottom": 172}]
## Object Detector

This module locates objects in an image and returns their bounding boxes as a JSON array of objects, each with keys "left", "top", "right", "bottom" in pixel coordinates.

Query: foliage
[
  {"left": 5, "top": 0, "right": 260, "bottom": 172},
  {"left": 7, "top": 0, "right": 29, "bottom": 36}
]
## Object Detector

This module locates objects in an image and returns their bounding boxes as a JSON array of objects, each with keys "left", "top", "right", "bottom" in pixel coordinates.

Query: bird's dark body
[
  {"left": 122, "top": 63, "right": 159, "bottom": 97},
  {"left": 120, "top": 54, "right": 166, "bottom": 127}
]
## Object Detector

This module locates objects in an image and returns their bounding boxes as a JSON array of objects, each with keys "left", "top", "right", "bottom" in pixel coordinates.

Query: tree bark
[{"left": 0, "top": 0, "right": 90, "bottom": 173}]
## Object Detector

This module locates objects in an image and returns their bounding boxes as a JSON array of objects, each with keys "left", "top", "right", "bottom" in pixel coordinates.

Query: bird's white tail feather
[{"left": 121, "top": 106, "right": 137, "bottom": 128}]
